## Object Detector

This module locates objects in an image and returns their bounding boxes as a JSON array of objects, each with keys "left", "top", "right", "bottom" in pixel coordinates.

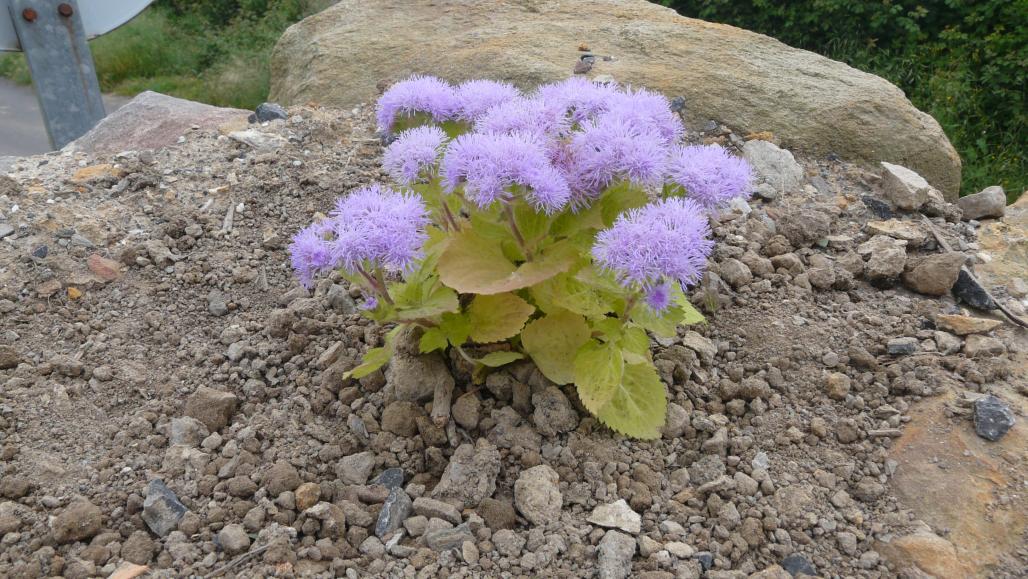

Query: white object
[{"left": 1, "top": 0, "right": 153, "bottom": 51}]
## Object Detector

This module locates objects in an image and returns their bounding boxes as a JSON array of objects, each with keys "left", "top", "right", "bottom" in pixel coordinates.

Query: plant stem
[
  {"left": 442, "top": 202, "right": 460, "bottom": 231},
  {"left": 503, "top": 204, "right": 533, "bottom": 260},
  {"left": 621, "top": 292, "right": 639, "bottom": 321},
  {"left": 373, "top": 269, "right": 395, "bottom": 305},
  {"left": 356, "top": 265, "right": 394, "bottom": 305}
]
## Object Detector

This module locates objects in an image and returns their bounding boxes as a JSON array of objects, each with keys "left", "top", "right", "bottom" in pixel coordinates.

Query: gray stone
[
  {"left": 51, "top": 500, "right": 103, "bottom": 544},
  {"left": 492, "top": 528, "right": 525, "bottom": 557},
  {"left": 881, "top": 162, "right": 931, "bottom": 211},
  {"left": 168, "top": 417, "right": 208, "bottom": 447},
  {"left": 253, "top": 102, "right": 288, "bottom": 123},
  {"left": 425, "top": 523, "right": 474, "bottom": 551},
  {"left": 0, "top": 223, "right": 14, "bottom": 240},
  {"left": 953, "top": 269, "right": 998, "bottom": 310},
  {"left": 742, "top": 140, "right": 804, "bottom": 195},
  {"left": 142, "top": 479, "right": 188, "bottom": 537},
  {"left": 719, "top": 258, "right": 753, "bottom": 289},
  {"left": 228, "top": 129, "right": 289, "bottom": 151},
  {"left": 207, "top": 290, "right": 229, "bottom": 316},
  {"left": 326, "top": 284, "right": 357, "bottom": 313},
  {"left": 67, "top": 91, "right": 248, "bottom": 154},
  {"left": 859, "top": 235, "right": 907, "bottom": 285},
  {"left": 532, "top": 386, "right": 579, "bottom": 436},
  {"left": 597, "top": 530, "right": 636, "bottom": 579},
  {"left": 264, "top": 461, "right": 302, "bottom": 496},
  {"left": 386, "top": 351, "right": 454, "bottom": 403},
  {"left": 587, "top": 499, "right": 641, "bottom": 534},
  {"left": 973, "top": 395, "right": 1015, "bottom": 441},
  {"left": 271, "top": 0, "right": 962, "bottom": 198},
  {"left": 431, "top": 438, "right": 501, "bottom": 509},
  {"left": 183, "top": 387, "right": 238, "bottom": 432},
  {"left": 886, "top": 337, "right": 918, "bottom": 356},
  {"left": 782, "top": 553, "right": 817, "bottom": 576},
  {"left": 218, "top": 523, "right": 251, "bottom": 555},
  {"left": 902, "top": 253, "right": 965, "bottom": 296},
  {"left": 514, "top": 464, "right": 563, "bottom": 526},
  {"left": 957, "top": 185, "right": 1006, "bottom": 220},
  {"left": 688, "top": 455, "right": 726, "bottom": 487},
  {"left": 375, "top": 488, "right": 413, "bottom": 538},
  {"left": 413, "top": 497, "right": 462, "bottom": 525},
  {"left": 374, "top": 467, "right": 406, "bottom": 490},
  {"left": 336, "top": 451, "right": 376, "bottom": 485},
  {"left": 121, "top": 530, "right": 156, "bottom": 564}
]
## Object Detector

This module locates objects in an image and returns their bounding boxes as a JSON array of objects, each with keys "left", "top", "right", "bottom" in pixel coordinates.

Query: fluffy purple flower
[
  {"left": 667, "top": 144, "right": 753, "bottom": 210},
  {"left": 289, "top": 222, "right": 334, "bottom": 289},
  {"left": 474, "top": 97, "right": 569, "bottom": 138},
  {"left": 326, "top": 184, "right": 430, "bottom": 275},
  {"left": 593, "top": 197, "right": 713, "bottom": 289},
  {"left": 382, "top": 126, "right": 447, "bottom": 184},
  {"left": 567, "top": 115, "right": 669, "bottom": 205},
  {"left": 536, "top": 77, "right": 618, "bottom": 124},
  {"left": 359, "top": 296, "right": 378, "bottom": 311},
  {"left": 441, "top": 132, "right": 571, "bottom": 213},
  {"left": 376, "top": 75, "right": 458, "bottom": 133},
  {"left": 605, "top": 87, "right": 684, "bottom": 145},
  {"left": 644, "top": 281, "right": 673, "bottom": 313},
  {"left": 455, "top": 79, "right": 521, "bottom": 122}
]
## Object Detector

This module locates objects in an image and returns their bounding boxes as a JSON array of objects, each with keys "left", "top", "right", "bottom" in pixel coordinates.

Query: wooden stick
[
  {"left": 920, "top": 215, "right": 1027, "bottom": 329},
  {"left": 208, "top": 545, "right": 271, "bottom": 577}
]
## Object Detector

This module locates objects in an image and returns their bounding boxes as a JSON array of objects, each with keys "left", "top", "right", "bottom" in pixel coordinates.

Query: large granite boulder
[
  {"left": 269, "top": 0, "right": 961, "bottom": 199},
  {"left": 66, "top": 91, "right": 249, "bottom": 154}
]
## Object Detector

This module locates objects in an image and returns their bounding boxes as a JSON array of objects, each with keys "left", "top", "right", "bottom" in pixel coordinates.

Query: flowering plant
[{"left": 291, "top": 75, "right": 752, "bottom": 438}]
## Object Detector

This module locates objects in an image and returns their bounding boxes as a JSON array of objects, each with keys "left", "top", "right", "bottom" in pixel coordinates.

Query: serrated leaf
[
  {"left": 672, "top": 286, "right": 706, "bottom": 326},
  {"left": 513, "top": 201, "right": 552, "bottom": 245},
  {"left": 477, "top": 351, "right": 525, "bottom": 367},
  {"left": 594, "top": 362, "right": 667, "bottom": 439},
  {"left": 419, "top": 328, "right": 449, "bottom": 353},
  {"left": 438, "top": 230, "right": 577, "bottom": 295},
  {"left": 439, "top": 312, "right": 470, "bottom": 346},
  {"left": 468, "top": 293, "right": 536, "bottom": 343},
  {"left": 620, "top": 325, "right": 652, "bottom": 365},
  {"left": 521, "top": 310, "right": 591, "bottom": 384},
  {"left": 599, "top": 182, "right": 649, "bottom": 227},
  {"left": 550, "top": 202, "right": 603, "bottom": 237},
  {"left": 631, "top": 303, "right": 682, "bottom": 337},
  {"left": 395, "top": 282, "right": 459, "bottom": 320},
  {"left": 344, "top": 346, "right": 391, "bottom": 379},
  {"left": 574, "top": 340, "right": 624, "bottom": 414},
  {"left": 532, "top": 273, "right": 615, "bottom": 319}
]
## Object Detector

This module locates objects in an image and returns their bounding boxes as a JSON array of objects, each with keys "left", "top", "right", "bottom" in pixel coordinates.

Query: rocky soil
[{"left": 0, "top": 103, "right": 1025, "bottom": 578}]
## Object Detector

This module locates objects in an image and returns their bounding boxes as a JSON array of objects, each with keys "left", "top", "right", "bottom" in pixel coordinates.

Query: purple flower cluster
[
  {"left": 289, "top": 184, "right": 430, "bottom": 288},
  {"left": 376, "top": 75, "right": 459, "bottom": 133},
  {"left": 454, "top": 79, "right": 521, "bottom": 122},
  {"left": 383, "top": 126, "right": 447, "bottom": 184},
  {"left": 441, "top": 132, "right": 571, "bottom": 213},
  {"left": 667, "top": 144, "right": 753, "bottom": 210},
  {"left": 593, "top": 197, "right": 714, "bottom": 306}
]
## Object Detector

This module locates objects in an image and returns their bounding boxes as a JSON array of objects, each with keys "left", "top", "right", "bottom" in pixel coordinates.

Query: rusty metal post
[{"left": 7, "top": 0, "right": 105, "bottom": 148}]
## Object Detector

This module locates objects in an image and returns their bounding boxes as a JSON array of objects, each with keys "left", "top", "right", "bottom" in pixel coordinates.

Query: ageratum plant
[{"left": 290, "top": 75, "right": 752, "bottom": 439}]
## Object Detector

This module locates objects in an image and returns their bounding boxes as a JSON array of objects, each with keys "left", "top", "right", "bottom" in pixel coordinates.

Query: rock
[
  {"left": 964, "top": 334, "right": 1006, "bottom": 358},
  {"left": 218, "top": 524, "right": 251, "bottom": 555},
  {"left": 295, "top": 482, "right": 321, "bottom": 511},
  {"left": 719, "top": 258, "right": 753, "bottom": 288},
  {"left": 597, "top": 530, "right": 636, "bottom": 579},
  {"left": 168, "top": 417, "right": 208, "bottom": 447},
  {"left": 264, "top": 461, "right": 302, "bottom": 496},
  {"left": 886, "top": 337, "right": 918, "bottom": 355},
  {"left": 86, "top": 254, "right": 122, "bottom": 282},
  {"left": 688, "top": 455, "right": 726, "bottom": 486},
  {"left": 514, "top": 464, "right": 563, "bottom": 526},
  {"left": 51, "top": 499, "right": 103, "bottom": 544},
  {"left": 859, "top": 235, "right": 907, "bottom": 285},
  {"left": 492, "top": 528, "right": 525, "bottom": 556},
  {"left": 183, "top": 387, "right": 238, "bottom": 432},
  {"left": 742, "top": 140, "right": 804, "bottom": 195},
  {"left": 749, "top": 565, "right": 791, "bottom": 579},
  {"left": 271, "top": 0, "right": 960, "bottom": 197},
  {"left": 665, "top": 541, "right": 695, "bottom": 559},
  {"left": 957, "top": 185, "right": 1006, "bottom": 220},
  {"left": 336, "top": 451, "right": 376, "bottom": 485},
  {"left": 587, "top": 499, "right": 642, "bottom": 534},
  {"left": 382, "top": 400, "right": 421, "bottom": 437},
  {"left": 431, "top": 438, "right": 501, "bottom": 509},
  {"left": 952, "top": 269, "right": 998, "bottom": 310},
  {"left": 781, "top": 553, "right": 817, "bottom": 576},
  {"left": 662, "top": 402, "right": 690, "bottom": 439},
  {"left": 425, "top": 523, "right": 474, "bottom": 551},
  {"left": 935, "top": 314, "right": 1002, "bottom": 336},
  {"left": 452, "top": 393, "right": 481, "bottom": 430},
  {"left": 67, "top": 91, "right": 248, "bottom": 154},
  {"left": 902, "top": 252, "right": 965, "bottom": 296},
  {"left": 0, "top": 345, "right": 21, "bottom": 369},
  {"left": 228, "top": 129, "right": 289, "bottom": 151},
  {"left": 375, "top": 489, "right": 413, "bottom": 538},
  {"left": 877, "top": 529, "right": 974, "bottom": 578},
  {"left": 142, "top": 479, "right": 188, "bottom": 537},
  {"left": 719, "top": 376, "right": 771, "bottom": 401},
  {"left": 413, "top": 497, "right": 462, "bottom": 525},
  {"left": 532, "top": 386, "right": 579, "bottom": 436},
  {"left": 0, "top": 476, "right": 31, "bottom": 499},
  {"left": 374, "top": 467, "right": 406, "bottom": 490},
  {"left": 880, "top": 162, "right": 931, "bottom": 210},
  {"left": 252, "top": 102, "right": 288, "bottom": 123},
  {"left": 0, "top": 223, "right": 13, "bottom": 240},
  {"left": 934, "top": 331, "right": 963, "bottom": 355},
  {"left": 304, "top": 502, "right": 347, "bottom": 538},
  {"left": 777, "top": 209, "right": 831, "bottom": 248},
  {"left": 121, "top": 531, "right": 156, "bottom": 564},
  {"left": 207, "top": 290, "right": 229, "bottom": 316},
  {"left": 824, "top": 372, "right": 851, "bottom": 400},
  {"left": 973, "top": 395, "right": 1015, "bottom": 441},
  {"left": 477, "top": 497, "right": 517, "bottom": 530},
  {"left": 866, "top": 219, "right": 928, "bottom": 246},
  {"left": 386, "top": 350, "right": 454, "bottom": 403}
]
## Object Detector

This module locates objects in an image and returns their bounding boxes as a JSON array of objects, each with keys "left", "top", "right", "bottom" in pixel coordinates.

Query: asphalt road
[{"left": 0, "top": 77, "right": 130, "bottom": 156}]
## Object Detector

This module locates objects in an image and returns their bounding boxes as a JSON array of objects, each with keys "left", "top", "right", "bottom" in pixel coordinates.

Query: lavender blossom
[
  {"left": 605, "top": 87, "right": 684, "bottom": 145},
  {"left": 455, "top": 79, "right": 521, "bottom": 122},
  {"left": 667, "top": 144, "right": 753, "bottom": 210},
  {"left": 289, "top": 222, "right": 334, "bottom": 289},
  {"left": 474, "top": 97, "right": 569, "bottom": 138},
  {"left": 536, "top": 77, "right": 618, "bottom": 124},
  {"left": 643, "top": 281, "right": 674, "bottom": 313},
  {"left": 567, "top": 115, "right": 669, "bottom": 205},
  {"left": 441, "top": 131, "right": 571, "bottom": 213},
  {"left": 593, "top": 197, "right": 713, "bottom": 290},
  {"left": 382, "top": 126, "right": 447, "bottom": 184},
  {"left": 376, "top": 75, "right": 458, "bottom": 133},
  {"left": 327, "top": 184, "right": 431, "bottom": 274}
]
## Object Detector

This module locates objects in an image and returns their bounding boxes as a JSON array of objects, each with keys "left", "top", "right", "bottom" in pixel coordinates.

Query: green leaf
[
  {"left": 419, "top": 328, "right": 449, "bottom": 353},
  {"left": 619, "top": 325, "right": 652, "bottom": 365},
  {"left": 477, "top": 351, "right": 525, "bottom": 367},
  {"left": 594, "top": 362, "right": 667, "bottom": 440},
  {"left": 467, "top": 293, "right": 536, "bottom": 343},
  {"left": 521, "top": 310, "right": 591, "bottom": 384},
  {"left": 394, "top": 282, "right": 459, "bottom": 320},
  {"left": 574, "top": 340, "right": 624, "bottom": 414},
  {"left": 672, "top": 287, "right": 706, "bottom": 326},
  {"left": 532, "top": 272, "right": 615, "bottom": 319},
  {"left": 513, "top": 200, "right": 552, "bottom": 245},
  {"left": 599, "top": 182, "right": 649, "bottom": 227},
  {"left": 631, "top": 303, "right": 682, "bottom": 338},
  {"left": 439, "top": 312, "right": 471, "bottom": 346},
  {"left": 550, "top": 202, "right": 603, "bottom": 238},
  {"left": 344, "top": 326, "right": 402, "bottom": 379},
  {"left": 438, "top": 230, "right": 577, "bottom": 295}
]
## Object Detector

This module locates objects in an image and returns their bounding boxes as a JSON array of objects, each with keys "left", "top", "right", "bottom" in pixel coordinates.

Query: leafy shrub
[
  {"left": 289, "top": 76, "right": 753, "bottom": 439},
  {"left": 659, "top": 0, "right": 1027, "bottom": 199}
]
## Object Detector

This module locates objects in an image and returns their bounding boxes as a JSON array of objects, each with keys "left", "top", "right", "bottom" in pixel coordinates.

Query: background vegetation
[
  {"left": 660, "top": 0, "right": 1026, "bottom": 199},
  {"left": 1, "top": 0, "right": 1023, "bottom": 197}
]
